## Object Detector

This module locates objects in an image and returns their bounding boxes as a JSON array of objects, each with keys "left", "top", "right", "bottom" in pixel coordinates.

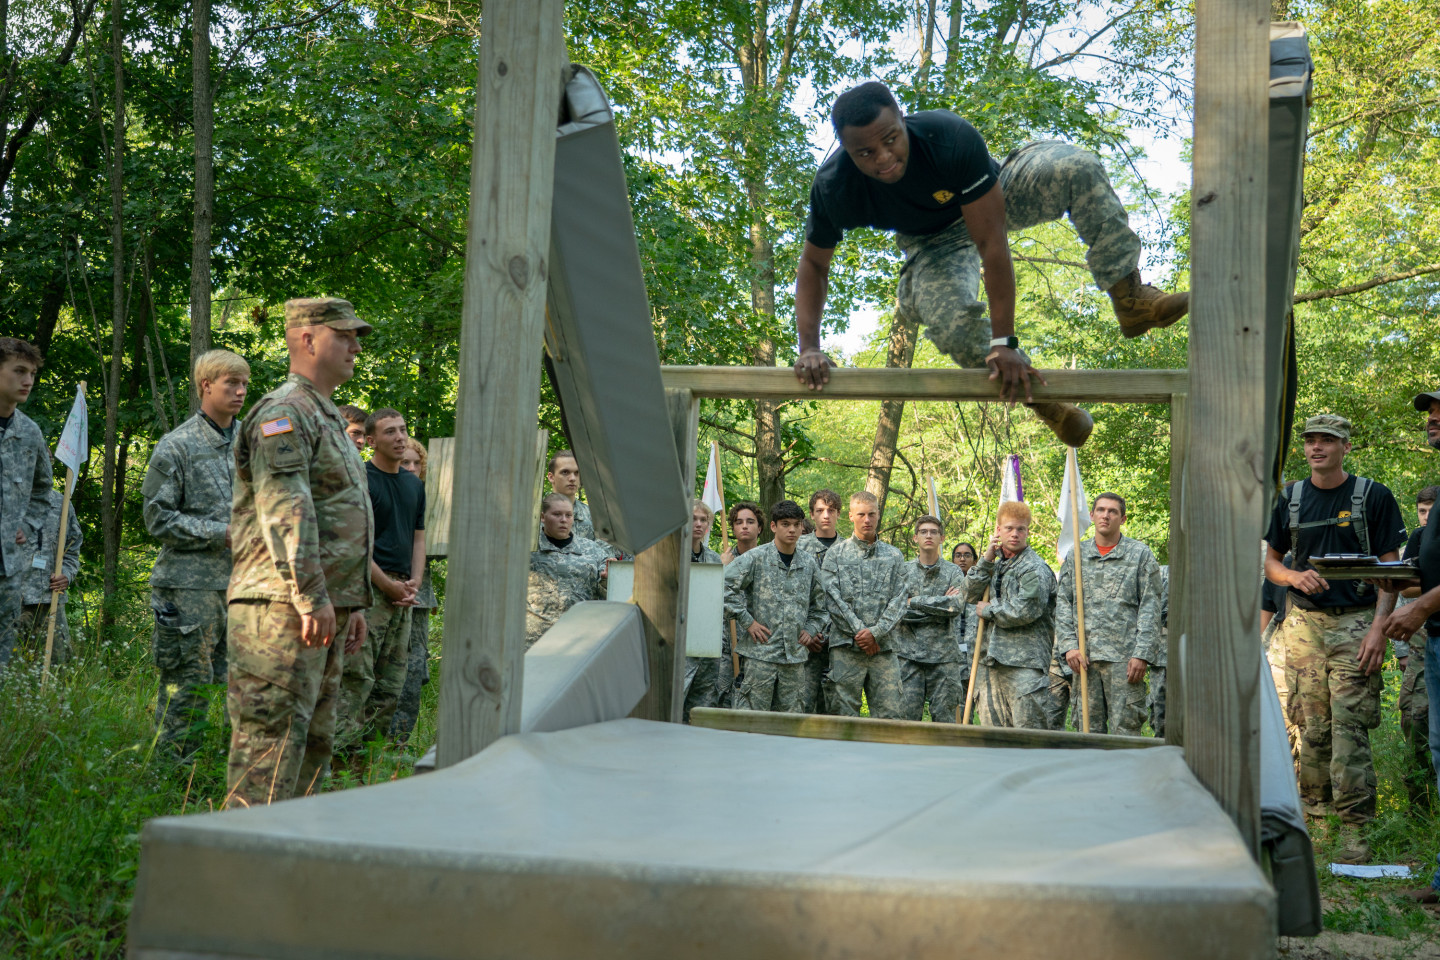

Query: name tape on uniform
[{"left": 261, "top": 417, "right": 294, "bottom": 437}]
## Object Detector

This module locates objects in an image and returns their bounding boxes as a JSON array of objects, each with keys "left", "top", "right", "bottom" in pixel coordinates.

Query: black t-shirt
[
  {"left": 778, "top": 549, "right": 794, "bottom": 569},
  {"left": 1403, "top": 525, "right": 1425, "bottom": 561},
  {"left": 367, "top": 461, "right": 426, "bottom": 578},
  {"left": 1264, "top": 475, "right": 1407, "bottom": 609},
  {"left": 804, "top": 111, "right": 1000, "bottom": 249},
  {"left": 817, "top": 535, "right": 838, "bottom": 548},
  {"left": 1416, "top": 518, "right": 1440, "bottom": 637}
]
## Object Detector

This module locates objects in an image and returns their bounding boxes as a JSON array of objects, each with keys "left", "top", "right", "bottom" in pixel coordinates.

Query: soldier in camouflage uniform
[
  {"left": 820, "top": 491, "right": 907, "bottom": 718},
  {"left": 545, "top": 449, "right": 596, "bottom": 540},
  {"left": 1151, "top": 564, "right": 1169, "bottom": 738},
  {"left": 965, "top": 501, "right": 1057, "bottom": 730},
  {"left": 526, "top": 493, "right": 611, "bottom": 646},
  {"left": 724, "top": 500, "right": 827, "bottom": 713},
  {"left": 225, "top": 299, "right": 375, "bottom": 807},
  {"left": 143, "top": 349, "right": 249, "bottom": 757},
  {"left": 796, "top": 488, "right": 843, "bottom": 713},
  {"left": 793, "top": 82, "right": 1187, "bottom": 449},
  {"left": 390, "top": 437, "right": 435, "bottom": 744},
  {"left": 716, "top": 501, "right": 764, "bottom": 705},
  {"left": 895, "top": 516, "right": 969, "bottom": 723},
  {"left": 18, "top": 487, "right": 82, "bottom": 663},
  {"left": 1265, "top": 414, "right": 1407, "bottom": 863},
  {"left": 1395, "top": 487, "right": 1436, "bottom": 809},
  {"left": 0, "top": 338, "right": 54, "bottom": 674},
  {"left": 1055, "top": 493, "right": 1164, "bottom": 737},
  {"left": 682, "top": 500, "right": 724, "bottom": 722}
]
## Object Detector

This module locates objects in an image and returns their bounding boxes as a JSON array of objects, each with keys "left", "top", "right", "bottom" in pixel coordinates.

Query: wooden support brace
[
  {"left": 629, "top": 388, "right": 698, "bottom": 721},
  {"left": 1184, "top": 0, "right": 1268, "bottom": 852},
  {"left": 691, "top": 708, "right": 1162, "bottom": 752},
  {"left": 661, "top": 366, "right": 1187, "bottom": 404},
  {"left": 1166, "top": 393, "right": 1188, "bottom": 747},
  {"left": 436, "top": 0, "right": 567, "bottom": 767}
]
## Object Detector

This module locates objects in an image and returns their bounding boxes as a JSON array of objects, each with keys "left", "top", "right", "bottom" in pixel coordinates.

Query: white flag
[
  {"left": 55, "top": 385, "right": 88, "bottom": 474},
  {"left": 997, "top": 453, "right": 1023, "bottom": 507},
  {"left": 700, "top": 441, "right": 724, "bottom": 515},
  {"left": 1056, "top": 446, "right": 1091, "bottom": 564}
]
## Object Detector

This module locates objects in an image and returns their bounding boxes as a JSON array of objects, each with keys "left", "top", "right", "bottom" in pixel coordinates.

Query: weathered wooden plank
[
  {"left": 423, "top": 437, "right": 455, "bottom": 557},
  {"left": 661, "top": 366, "right": 1187, "bottom": 404},
  {"left": 1166, "top": 394, "right": 1188, "bottom": 747},
  {"left": 690, "top": 708, "right": 1162, "bottom": 751},
  {"left": 630, "top": 388, "right": 697, "bottom": 722},
  {"left": 1184, "top": 0, "right": 1269, "bottom": 852},
  {"left": 436, "top": 0, "right": 566, "bottom": 768}
]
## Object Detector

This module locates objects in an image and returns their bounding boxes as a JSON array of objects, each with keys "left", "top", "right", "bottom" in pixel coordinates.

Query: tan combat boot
[
  {"left": 1108, "top": 269, "right": 1190, "bottom": 338},
  {"left": 1334, "top": 824, "right": 1371, "bottom": 865},
  {"left": 1025, "top": 401, "right": 1094, "bottom": 448}
]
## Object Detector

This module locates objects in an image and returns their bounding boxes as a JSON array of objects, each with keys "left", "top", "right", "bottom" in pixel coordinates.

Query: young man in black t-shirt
[
  {"left": 1391, "top": 485, "right": 1437, "bottom": 811},
  {"left": 791, "top": 82, "right": 1188, "bottom": 449},
  {"left": 337, "top": 407, "right": 426, "bottom": 751},
  {"left": 1264, "top": 413, "right": 1406, "bottom": 864}
]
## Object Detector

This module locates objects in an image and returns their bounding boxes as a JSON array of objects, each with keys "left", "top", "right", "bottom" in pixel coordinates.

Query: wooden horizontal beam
[
  {"left": 660, "top": 366, "right": 1187, "bottom": 404},
  {"left": 689, "top": 708, "right": 1162, "bottom": 751}
]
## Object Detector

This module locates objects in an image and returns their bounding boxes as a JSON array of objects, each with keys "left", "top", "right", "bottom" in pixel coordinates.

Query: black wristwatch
[{"left": 988, "top": 335, "right": 1020, "bottom": 350}]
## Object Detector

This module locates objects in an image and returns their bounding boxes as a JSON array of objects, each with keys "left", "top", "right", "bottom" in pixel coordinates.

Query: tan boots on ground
[
  {"left": 1107, "top": 269, "right": 1190, "bottom": 338},
  {"left": 1025, "top": 401, "right": 1094, "bottom": 448}
]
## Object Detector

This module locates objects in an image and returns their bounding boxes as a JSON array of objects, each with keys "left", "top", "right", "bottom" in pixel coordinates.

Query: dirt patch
[{"left": 1280, "top": 931, "right": 1440, "bottom": 960}]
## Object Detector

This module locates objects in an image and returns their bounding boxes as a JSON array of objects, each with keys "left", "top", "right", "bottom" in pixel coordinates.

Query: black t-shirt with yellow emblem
[{"left": 804, "top": 111, "right": 1000, "bottom": 249}]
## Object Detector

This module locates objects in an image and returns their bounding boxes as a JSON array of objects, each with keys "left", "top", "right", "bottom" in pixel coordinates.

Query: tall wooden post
[
  {"left": 630, "top": 388, "right": 698, "bottom": 721},
  {"left": 1166, "top": 393, "right": 1188, "bottom": 747},
  {"left": 1183, "top": 0, "right": 1269, "bottom": 851},
  {"left": 437, "top": 0, "right": 567, "bottom": 767}
]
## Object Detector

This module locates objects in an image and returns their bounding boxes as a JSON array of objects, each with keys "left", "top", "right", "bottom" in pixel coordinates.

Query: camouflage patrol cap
[
  {"left": 1301, "top": 413, "right": 1350, "bottom": 440},
  {"left": 1412, "top": 389, "right": 1440, "bottom": 412},
  {"left": 283, "top": 297, "right": 373, "bottom": 336}
]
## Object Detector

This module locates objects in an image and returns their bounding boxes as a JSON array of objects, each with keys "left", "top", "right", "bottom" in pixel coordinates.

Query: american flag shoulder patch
[{"left": 260, "top": 417, "right": 293, "bottom": 437}]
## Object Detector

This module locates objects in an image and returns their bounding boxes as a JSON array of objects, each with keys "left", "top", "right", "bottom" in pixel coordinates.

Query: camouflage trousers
[
  {"left": 825, "top": 644, "right": 903, "bottom": 719},
  {"left": 974, "top": 661, "right": 1051, "bottom": 730},
  {"left": 389, "top": 608, "right": 431, "bottom": 744},
  {"left": 801, "top": 644, "right": 828, "bottom": 714},
  {"left": 1262, "top": 617, "right": 1299, "bottom": 756},
  {"left": 898, "top": 657, "right": 967, "bottom": 723},
  {"left": 0, "top": 571, "right": 24, "bottom": 673},
  {"left": 1148, "top": 665, "right": 1167, "bottom": 740},
  {"left": 1070, "top": 659, "right": 1148, "bottom": 736},
  {"left": 683, "top": 655, "right": 721, "bottom": 722},
  {"left": 152, "top": 587, "right": 229, "bottom": 758},
  {"left": 1280, "top": 606, "right": 1382, "bottom": 825},
  {"left": 896, "top": 141, "right": 1142, "bottom": 367},
  {"left": 736, "top": 656, "right": 808, "bottom": 713},
  {"left": 337, "top": 592, "right": 412, "bottom": 751},
  {"left": 225, "top": 600, "right": 350, "bottom": 808},
  {"left": 1398, "top": 639, "right": 1434, "bottom": 810},
  {"left": 18, "top": 600, "right": 72, "bottom": 665},
  {"left": 1045, "top": 659, "right": 1073, "bottom": 731}
]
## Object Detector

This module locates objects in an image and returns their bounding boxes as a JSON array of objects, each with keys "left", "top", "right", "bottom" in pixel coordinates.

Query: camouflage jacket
[
  {"left": 572, "top": 497, "right": 595, "bottom": 540},
  {"left": 143, "top": 413, "right": 238, "bottom": 591},
  {"left": 723, "top": 542, "right": 827, "bottom": 664},
  {"left": 796, "top": 533, "right": 840, "bottom": 639},
  {"left": 228, "top": 373, "right": 374, "bottom": 612},
  {"left": 820, "top": 536, "right": 908, "bottom": 650},
  {"left": 894, "top": 557, "right": 968, "bottom": 664},
  {"left": 526, "top": 535, "right": 610, "bottom": 644},
  {"left": 692, "top": 543, "right": 722, "bottom": 564},
  {"left": 20, "top": 488, "right": 81, "bottom": 605},
  {"left": 0, "top": 408, "right": 53, "bottom": 578},
  {"left": 1155, "top": 564, "right": 1169, "bottom": 667},
  {"left": 1055, "top": 536, "right": 1164, "bottom": 665},
  {"left": 964, "top": 546, "right": 1056, "bottom": 670}
]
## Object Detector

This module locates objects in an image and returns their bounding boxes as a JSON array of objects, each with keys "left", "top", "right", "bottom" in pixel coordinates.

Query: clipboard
[{"left": 1308, "top": 554, "right": 1420, "bottom": 581}]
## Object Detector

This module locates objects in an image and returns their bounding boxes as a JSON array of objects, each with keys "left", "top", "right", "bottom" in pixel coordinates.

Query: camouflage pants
[
  {"left": 736, "top": 656, "right": 808, "bottom": 713},
  {"left": 1045, "top": 659, "right": 1074, "bottom": 731},
  {"left": 825, "top": 644, "right": 903, "bottom": 719},
  {"left": 337, "top": 593, "right": 412, "bottom": 750},
  {"left": 1398, "top": 640, "right": 1434, "bottom": 809},
  {"left": 1280, "top": 606, "right": 1382, "bottom": 825},
  {"left": 0, "top": 571, "right": 23, "bottom": 673},
  {"left": 1069, "top": 659, "right": 1148, "bottom": 736},
  {"left": 389, "top": 608, "right": 431, "bottom": 744},
  {"left": 1148, "top": 665, "right": 1167, "bottom": 740},
  {"left": 898, "top": 657, "right": 966, "bottom": 723},
  {"left": 152, "top": 587, "right": 229, "bottom": 758},
  {"left": 226, "top": 600, "right": 349, "bottom": 808},
  {"left": 975, "top": 661, "right": 1052, "bottom": 730},
  {"left": 1262, "top": 617, "right": 1298, "bottom": 756},
  {"left": 896, "top": 141, "right": 1142, "bottom": 367},
  {"left": 801, "top": 644, "right": 828, "bottom": 714},
  {"left": 682, "top": 655, "right": 721, "bottom": 722},
  {"left": 19, "top": 601, "right": 71, "bottom": 664}
]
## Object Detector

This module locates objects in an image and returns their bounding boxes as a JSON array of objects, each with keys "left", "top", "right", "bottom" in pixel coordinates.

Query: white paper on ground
[{"left": 1328, "top": 864, "right": 1414, "bottom": 879}]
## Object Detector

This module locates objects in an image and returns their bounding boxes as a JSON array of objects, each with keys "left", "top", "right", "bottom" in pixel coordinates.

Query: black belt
[{"left": 1289, "top": 599, "right": 1373, "bottom": 617}]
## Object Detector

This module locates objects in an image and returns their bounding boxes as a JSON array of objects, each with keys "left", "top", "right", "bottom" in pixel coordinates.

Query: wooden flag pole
[
  {"left": 41, "top": 381, "right": 85, "bottom": 689},
  {"left": 927, "top": 476, "right": 940, "bottom": 520},
  {"left": 711, "top": 440, "right": 739, "bottom": 681},
  {"left": 958, "top": 583, "right": 991, "bottom": 724},
  {"left": 1067, "top": 448, "right": 1091, "bottom": 734}
]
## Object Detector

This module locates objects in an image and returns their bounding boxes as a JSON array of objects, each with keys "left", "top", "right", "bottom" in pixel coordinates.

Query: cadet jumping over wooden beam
[{"left": 792, "top": 82, "right": 1188, "bottom": 447}]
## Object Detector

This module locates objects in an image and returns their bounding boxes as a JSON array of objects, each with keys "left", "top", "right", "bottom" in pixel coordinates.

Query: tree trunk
[
  {"left": 189, "top": 0, "right": 213, "bottom": 411},
  {"left": 32, "top": 276, "right": 65, "bottom": 354},
  {"left": 865, "top": 312, "right": 919, "bottom": 526},
  {"left": 101, "top": 0, "right": 124, "bottom": 639},
  {"left": 748, "top": 212, "right": 784, "bottom": 528}
]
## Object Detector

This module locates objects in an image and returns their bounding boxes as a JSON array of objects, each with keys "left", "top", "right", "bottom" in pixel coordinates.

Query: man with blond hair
[
  {"left": 964, "top": 500, "right": 1057, "bottom": 729},
  {"left": 143, "top": 347, "right": 250, "bottom": 757}
]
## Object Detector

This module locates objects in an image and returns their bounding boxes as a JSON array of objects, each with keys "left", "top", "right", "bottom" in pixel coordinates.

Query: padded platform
[{"left": 129, "top": 720, "right": 1274, "bottom": 959}]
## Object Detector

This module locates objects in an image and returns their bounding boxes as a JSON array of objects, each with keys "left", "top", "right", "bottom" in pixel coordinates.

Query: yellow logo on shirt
[
  {"left": 933, "top": 189, "right": 955, "bottom": 204},
  {"left": 1337, "top": 510, "right": 1352, "bottom": 528}
]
